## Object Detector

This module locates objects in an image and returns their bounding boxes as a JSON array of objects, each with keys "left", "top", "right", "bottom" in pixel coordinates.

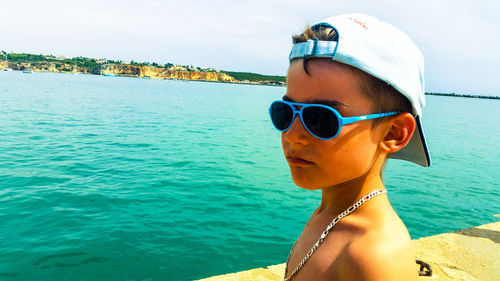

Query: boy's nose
[{"left": 283, "top": 115, "right": 309, "bottom": 144}]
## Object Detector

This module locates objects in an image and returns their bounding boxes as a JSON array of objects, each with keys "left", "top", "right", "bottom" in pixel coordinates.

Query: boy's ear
[{"left": 380, "top": 113, "right": 416, "bottom": 154}]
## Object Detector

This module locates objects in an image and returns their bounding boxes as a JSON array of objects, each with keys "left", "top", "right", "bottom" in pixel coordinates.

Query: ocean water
[{"left": 0, "top": 71, "right": 498, "bottom": 280}]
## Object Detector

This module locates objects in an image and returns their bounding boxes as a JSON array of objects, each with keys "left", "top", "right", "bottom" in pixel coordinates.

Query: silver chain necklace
[{"left": 284, "top": 189, "right": 387, "bottom": 281}]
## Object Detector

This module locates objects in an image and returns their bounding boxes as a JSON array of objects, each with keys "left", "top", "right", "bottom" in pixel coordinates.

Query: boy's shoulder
[
  {"left": 339, "top": 229, "right": 416, "bottom": 280},
  {"left": 332, "top": 211, "right": 418, "bottom": 281}
]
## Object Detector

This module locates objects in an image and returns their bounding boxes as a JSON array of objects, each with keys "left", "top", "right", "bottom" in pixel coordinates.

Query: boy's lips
[{"left": 286, "top": 154, "right": 313, "bottom": 165}]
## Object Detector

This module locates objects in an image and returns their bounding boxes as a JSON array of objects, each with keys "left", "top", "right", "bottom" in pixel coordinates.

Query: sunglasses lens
[
  {"left": 270, "top": 102, "right": 294, "bottom": 131},
  {"left": 302, "top": 106, "right": 339, "bottom": 139}
]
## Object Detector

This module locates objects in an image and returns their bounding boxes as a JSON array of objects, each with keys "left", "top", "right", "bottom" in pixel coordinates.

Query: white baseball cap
[{"left": 289, "top": 13, "right": 431, "bottom": 167}]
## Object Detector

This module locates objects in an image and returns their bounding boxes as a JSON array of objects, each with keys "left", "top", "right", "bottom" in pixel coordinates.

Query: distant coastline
[
  {"left": 1, "top": 51, "right": 499, "bottom": 98},
  {"left": 426, "top": 92, "right": 499, "bottom": 100},
  {"left": 0, "top": 51, "right": 286, "bottom": 87}
]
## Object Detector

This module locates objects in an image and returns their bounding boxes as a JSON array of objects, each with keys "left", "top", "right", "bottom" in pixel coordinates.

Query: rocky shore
[{"left": 0, "top": 60, "right": 285, "bottom": 86}]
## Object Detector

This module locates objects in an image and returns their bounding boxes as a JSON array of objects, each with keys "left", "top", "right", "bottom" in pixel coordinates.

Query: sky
[{"left": 1, "top": 0, "right": 499, "bottom": 95}]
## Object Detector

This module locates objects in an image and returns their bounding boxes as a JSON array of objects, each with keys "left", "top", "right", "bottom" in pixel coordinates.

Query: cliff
[
  {"left": 100, "top": 64, "right": 237, "bottom": 82},
  {"left": 0, "top": 61, "right": 238, "bottom": 83},
  {"left": 1, "top": 60, "right": 93, "bottom": 74}
]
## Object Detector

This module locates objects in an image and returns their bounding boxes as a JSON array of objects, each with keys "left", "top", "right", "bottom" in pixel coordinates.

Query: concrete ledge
[
  {"left": 197, "top": 222, "right": 500, "bottom": 281},
  {"left": 412, "top": 222, "right": 499, "bottom": 281}
]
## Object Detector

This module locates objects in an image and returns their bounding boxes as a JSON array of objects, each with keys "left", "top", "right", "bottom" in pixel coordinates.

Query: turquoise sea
[{"left": 1, "top": 71, "right": 499, "bottom": 280}]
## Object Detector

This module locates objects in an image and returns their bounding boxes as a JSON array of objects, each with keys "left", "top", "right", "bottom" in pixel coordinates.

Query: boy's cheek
[
  {"left": 281, "top": 125, "right": 380, "bottom": 188},
  {"left": 306, "top": 146, "right": 379, "bottom": 187}
]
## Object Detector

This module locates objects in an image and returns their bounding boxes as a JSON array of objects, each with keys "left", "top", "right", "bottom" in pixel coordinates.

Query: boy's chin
[{"left": 291, "top": 176, "right": 324, "bottom": 190}]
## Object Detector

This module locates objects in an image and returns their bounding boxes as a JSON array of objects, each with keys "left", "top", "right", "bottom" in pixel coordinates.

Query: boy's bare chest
[{"left": 286, "top": 216, "right": 355, "bottom": 280}]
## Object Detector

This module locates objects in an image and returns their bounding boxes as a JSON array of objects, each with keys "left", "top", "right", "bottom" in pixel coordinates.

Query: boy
[{"left": 269, "top": 14, "right": 431, "bottom": 280}]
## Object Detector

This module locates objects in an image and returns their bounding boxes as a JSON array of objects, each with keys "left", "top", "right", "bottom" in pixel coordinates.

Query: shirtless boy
[{"left": 269, "top": 14, "right": 431, "bottom": 280}]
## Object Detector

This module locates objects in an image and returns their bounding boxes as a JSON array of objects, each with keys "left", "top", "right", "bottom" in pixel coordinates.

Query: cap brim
[{"left": 388, "top": 116, "right": 431, "bottom": 167}]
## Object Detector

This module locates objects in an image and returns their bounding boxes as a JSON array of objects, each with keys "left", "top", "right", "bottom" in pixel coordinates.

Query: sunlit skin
[{"left": 282, "top": 59, "right": 418, "bottom": 281}]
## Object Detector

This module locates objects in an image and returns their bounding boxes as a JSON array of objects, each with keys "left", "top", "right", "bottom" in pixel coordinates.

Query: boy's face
[{"left": 283, "top": 59, "right": 386, "bottom": 190}]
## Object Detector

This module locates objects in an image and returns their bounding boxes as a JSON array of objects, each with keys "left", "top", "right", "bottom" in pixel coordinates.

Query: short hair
[{"left": 291, "top": 25, "right": 412, "bottom": 123}]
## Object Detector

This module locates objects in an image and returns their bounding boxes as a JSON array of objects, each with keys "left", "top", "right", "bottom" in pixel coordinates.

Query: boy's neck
[{"left": 316, "top": 171, "right": 385, "bottom": 216}]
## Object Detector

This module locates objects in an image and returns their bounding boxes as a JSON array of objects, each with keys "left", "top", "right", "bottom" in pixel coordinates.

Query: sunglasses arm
[{"left": 341, "top": 112, "right": 399, "bottom": 125}]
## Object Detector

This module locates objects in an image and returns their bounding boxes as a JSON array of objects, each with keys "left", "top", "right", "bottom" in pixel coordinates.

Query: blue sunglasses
[{"left": 269, "top": 100, "right": 399, "bottom": 140}]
